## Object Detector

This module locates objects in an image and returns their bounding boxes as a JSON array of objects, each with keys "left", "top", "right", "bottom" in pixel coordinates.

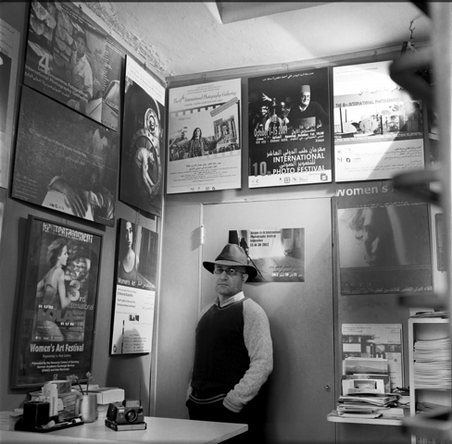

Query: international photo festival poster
[
  {"left": 120, "top": 55, "right": 165, "bottom": 216},
  {"left": 24, "top": 0, "right": 123, "bottom": 130},
  {"left": 167, "top": 78, "right": 242, "bottom": 194},
  {"left": 248, "top": 67, "right": 332, "bottom": 189},
  {"left": 0, "top": 18, "right": 20, "bottom": 189},
  {"left": 11, "top": 216, "right": 101, "bottom": 389},
  {"left": 111, "top": 218, "right": 159, "bottom": 355},
  {"left": 228, "top": 228, "right": 305, "bottom": 283},
  {"left": 333, "top": 60, "right": 424, "bottom": 182},
  {"left": 334, "top": 184, "right": 433, "bottom": 295},
  {"left": 12, "top": 86, "right": 119, "bottom": 227}
]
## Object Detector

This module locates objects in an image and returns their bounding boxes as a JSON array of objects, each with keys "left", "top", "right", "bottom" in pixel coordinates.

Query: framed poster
[
  {"left": 334, "top": 184, "right": 433, "bottom": 295},
  {"left": 12, "top": 86, "right": 119, "bottom": 227},
  {"left": 229, "top": 228, "right": 305, "bottom": 282},
  {"left": 110, "top": 218, "right": 159, "bottom": 355},
  {"left": 120, "top": 56, "right": 165, "bottom": 216},
  {"left": 0, "top": 18, "right": 20, "bottom": 188},
  {"left": 167, "top": 78, "right": 242, "bottom": 194},
  {"left": 11, "top": 216, "right": 102, "bottom": 389},
  {"left": 333, "top": 61, "right": 424, "bottom": 182},
  {"left": 248, "top": 67, "right": 332, "bottom": 188},
  {"left": 24, "top": 1, "right": 123, "bottom": 130}
]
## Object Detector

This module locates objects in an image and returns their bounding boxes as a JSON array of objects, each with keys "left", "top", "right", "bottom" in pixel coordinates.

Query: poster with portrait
[
  {"left": 248, "top": 67, "right": 332, "bottom": 188},
  {"left": 12, "top": 86, "right": 119, "bottom": 227},
  {"left": 120, "top": 56, "right": 165, "bottom": 216},
  {"left": 228, "top": 228, "right": 305, "bottom": 282},
  {"left": 333, "top": 61, "right": 424, "bottom": 182},
  {"left": 110, "top": 218, "right": 159, "bottom": 355},
  {"left": 335, "top": 183, "right": 433, "bottom": 295},
  {"left": 11, "top": 216, "right": 101, "bottom": 389},
  {"left": 0, "top": 18, "right": 20, "bottom": 188},
  {"left": 341, "top": 323, "right": 403, "bottom": 390},
  {"left": 167, "top": 78, "right": 242, "bottom": 193},
  {"left": 24, "top": 1, "right": 123, "bottom": 130}
]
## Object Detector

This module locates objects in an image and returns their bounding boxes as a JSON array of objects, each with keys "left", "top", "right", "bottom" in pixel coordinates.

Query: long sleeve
[{"left": 223, "top": 299, "right": 273, "bottom": 412}]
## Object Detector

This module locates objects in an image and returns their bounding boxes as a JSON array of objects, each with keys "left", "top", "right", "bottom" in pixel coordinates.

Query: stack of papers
[{"left": 337, "top": 392, "right": 401, "bottom": 418}]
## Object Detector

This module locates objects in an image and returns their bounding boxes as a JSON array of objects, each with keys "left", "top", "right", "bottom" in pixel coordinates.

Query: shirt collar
[{"left": 217, "top": 291, "right": 245, "bottom": 308}]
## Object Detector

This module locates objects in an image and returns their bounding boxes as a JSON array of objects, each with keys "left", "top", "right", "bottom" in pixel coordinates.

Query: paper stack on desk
[{"left": 336, "top": 392, "right": 401, "bottom": 418}]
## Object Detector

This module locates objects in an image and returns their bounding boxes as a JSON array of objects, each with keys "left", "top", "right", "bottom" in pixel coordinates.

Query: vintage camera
[{"left": 106, "top": 400, "right": 144, "bottom": 424}]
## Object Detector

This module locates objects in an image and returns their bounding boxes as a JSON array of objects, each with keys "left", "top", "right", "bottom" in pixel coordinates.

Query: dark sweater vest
[{"left": 191, "top": 299, "right": 250, "bottom": 401}]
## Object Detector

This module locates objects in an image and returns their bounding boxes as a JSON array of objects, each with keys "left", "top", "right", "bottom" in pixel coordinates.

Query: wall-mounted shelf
[{"left": 327, "top": 411, "right": 404, "bottom": 426}]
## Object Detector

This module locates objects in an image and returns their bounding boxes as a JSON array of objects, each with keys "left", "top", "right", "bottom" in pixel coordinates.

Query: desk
[{"left": 1, "top": 416, "right": 248, "bottom": 444}]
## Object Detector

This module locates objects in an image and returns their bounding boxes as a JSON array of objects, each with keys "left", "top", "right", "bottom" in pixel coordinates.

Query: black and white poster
[
  {"left": 333, "top": 61, "right": 424, "bottom": 182},
  {"left": 24, "top": 1, "right": 123, "bottom": 130},
  {"left": 120, "top": 56, "right": 165, "bottom": 216},
  {"left": 248, "top": 67, "right": 332, "bottom": 188},
  {"left": 335, "top": 184, "right": 433, "bottom": 295},
  {"left": 12, "top": 86, "right": 119, "bottom": 227}
]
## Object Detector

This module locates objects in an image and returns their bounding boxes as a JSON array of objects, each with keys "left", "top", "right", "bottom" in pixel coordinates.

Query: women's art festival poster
[
  {"left": 248, "top": 67, "right": 332, "bottom": 188},
  {"left": 167, "top": 78, "right": 242, "bottom": 194}
]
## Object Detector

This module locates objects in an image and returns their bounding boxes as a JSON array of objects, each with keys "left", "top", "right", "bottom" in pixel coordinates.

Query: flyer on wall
[
  {"left": 0, "top": 18, "right": 20, "bottom": 189},
  {"left": 333, "top": 61, "right": 424, "bottom": 182},
  {"left": 12, "top": 86, "right": 119, "bottom": 227},
  {"left": 111, "top": 218, "right": 159, "bottom": 355},
  {"left": 248, "top": 67, "right": 332, "bottom": 189},
  {"left": 24, "top": 1, "right": 123, "bottom": 130},
  {"left": 11, "top": 216, "right": 101, "bottom": 388},
  {"left": 120, "top": 56, "right": 165, "bottom": 216},
  {"left": 167, "top": 78, "right": 242, "bottom": 194},
  {"left": 334, "top": 183, "right": 433, "bottom": 295},
  {"left": 228, "top": 228, "right": 305, "bottom": 282},
  {"left": 341, "top": 323, "right": 403, "bottom": 390}
]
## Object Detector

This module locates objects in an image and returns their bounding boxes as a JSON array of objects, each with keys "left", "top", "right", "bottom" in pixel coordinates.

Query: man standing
[
  {"left": 187, "top": 244, "right": 273, "bottom": 442},
  {"left": 70, "top": 30, "right": 93, "bottom": 102}
]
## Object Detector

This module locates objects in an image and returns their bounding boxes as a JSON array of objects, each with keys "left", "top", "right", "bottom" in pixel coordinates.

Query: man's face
[
  {"left": 76, "top": 36, "right": 86, "bottom": 57},
  {"left": 300, "top": 92, "right": 311, "bottom": 107},
  {"left": 214, "top": 266, "right": 247, "bottom": 299}
]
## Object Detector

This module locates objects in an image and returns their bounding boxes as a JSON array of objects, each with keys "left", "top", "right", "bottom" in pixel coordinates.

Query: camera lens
[{"left": 125, "top": 410, "right": 137, "bottom": 423}]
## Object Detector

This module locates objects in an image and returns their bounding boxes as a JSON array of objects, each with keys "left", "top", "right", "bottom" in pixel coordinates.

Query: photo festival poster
[
  {"left": 333, "top": 61, "right": 424, "bottom": 182},
  {"left": 167, "top": 78, "right": 242, "bottom": 194},
  {"left": 24, "top": 1, "right": 123, "bottom": 130},
  {"left": 248, "top": 67, "right": 332, "bottom": 188},
  {"left": 229, "top": 228, "right": 305, "bottom": 282},
  {"left": 111, "top": 218, "right": 159, "bottom": 355},
  {"left": 334, "top": 184, "right": 433, "bottom": 295},
  {"left": 0, "top": 18, "right": 20, "bottom": 188},
  {"left": 120, "top": 55, "right": 165, "bottom": 216},
  {"left": 11, "top": 216, "right": 101, "bottom": 388},
  {"left": 12, "top": 86, "right": 119, "bottom": 227}
]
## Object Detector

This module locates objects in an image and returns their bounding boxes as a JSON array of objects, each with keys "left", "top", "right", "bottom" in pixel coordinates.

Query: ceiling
[{"left": 84, "top": 2, "right": 432, "bottom": 80}]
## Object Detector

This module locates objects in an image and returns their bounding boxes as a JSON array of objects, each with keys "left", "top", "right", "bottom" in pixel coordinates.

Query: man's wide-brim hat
[{"left": 203, "top": 243, "right": 257, "bottom": 280}]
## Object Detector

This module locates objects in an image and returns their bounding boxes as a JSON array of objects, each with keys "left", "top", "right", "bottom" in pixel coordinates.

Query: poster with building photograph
[
  {"left": 248, "top": 67, "right": 332, "bottom": 188},
  {"left": 111, "top": 218, "right": 159, "bottom": 355},
  {"left": 11, "top": 216, "right": 101, "bottom": 389},
  {"left": 167, "top": 78, "right": 241, "bottom": 193},
  {"left": 0, "top": 18, "right": 20, "bottom": 188},
  {"left": 228, "top": 228, "right": 305, "bottom": 282},
  {"left": 341, "top": 323, "right": 403, "bottom": 390},
  {"left": 333, "top": 61, "right": 424, "bottom": 182},
  {"left": 24, "top": 1, "right": 122, "bottom": 130},
  {"left": 334, "top": 184, "right": 433, "bottom": 295},
  {"left": 12, "top": 86, "right": 119, "bottom": 227},
  {"left": 120, "top": 56, "right": 165, "bottom": 216}
]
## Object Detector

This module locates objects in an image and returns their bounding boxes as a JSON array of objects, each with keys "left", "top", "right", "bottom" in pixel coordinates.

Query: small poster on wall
[
  {"left": 120, "top": 56, "right": 165, "bottom": 216},
  {"left": 334, "top": 184, "right": 433, "bottom": 295},
  {"left": 228, "top": 228, "right": 305, "bottom": 282},
  {"left": 12, "top": 86, "right": 119, "bottom": 227},
  {"left": 24, "top": 1, "right": 123, "bottom": 130},
  {"left": 333, "top": 61, "right": 424, "bottom": 182},
  {"left": 167, "top": 78, "right": 242, "bottom": 194},
  {"left": 0, "top": 18, "right": 20, "bottom": 188},
  {"left": 110, "top": 218, "right": 159, "bottom": 355},
  {"left": 248, "top": 67, "right": 332, "bottom": 188},
  {"left": 11, "top": 216, "right": 101, "bottom": 389}
]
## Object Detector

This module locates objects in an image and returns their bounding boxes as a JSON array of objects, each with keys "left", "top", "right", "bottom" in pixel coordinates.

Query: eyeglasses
[{"left": 213, "top": 267, "right": 243, "bottom": 276}]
